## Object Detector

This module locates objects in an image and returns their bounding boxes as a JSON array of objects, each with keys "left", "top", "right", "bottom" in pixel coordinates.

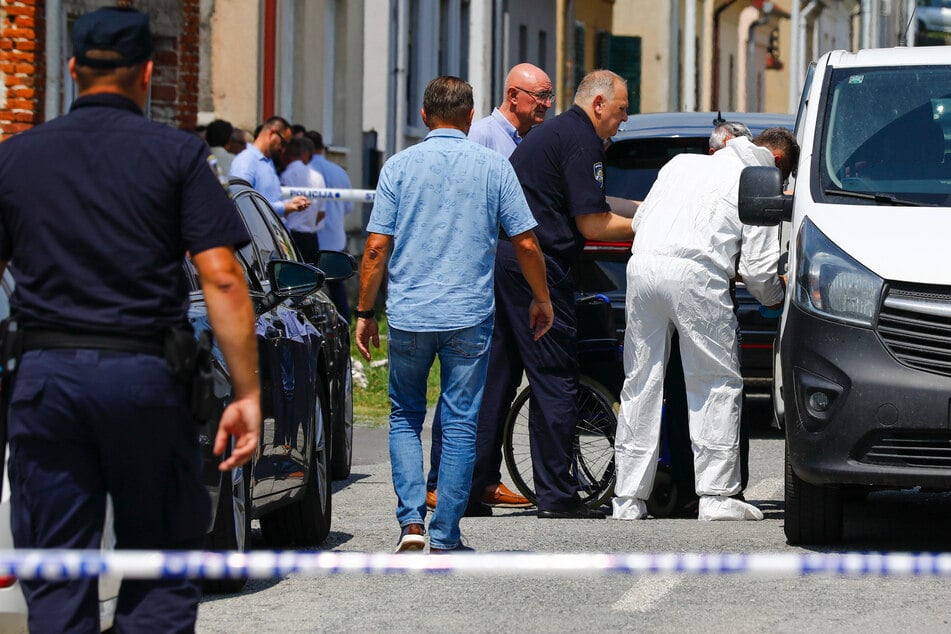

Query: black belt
[{"left": 22, "top": 330, "right": 166, "bottom": 357}]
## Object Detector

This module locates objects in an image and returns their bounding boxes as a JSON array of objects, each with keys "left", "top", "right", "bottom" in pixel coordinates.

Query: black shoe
[
  {"left": 430, "top": 542, "right": 476, "bottom": 554},
  {"left": 463, "top": 502, "right": 492, "bottom": 517},
  {"left": 537, "top": 506, "right": 606, "bottom": 519}
]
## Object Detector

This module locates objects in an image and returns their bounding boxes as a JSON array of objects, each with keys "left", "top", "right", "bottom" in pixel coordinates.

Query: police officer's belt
[{"left": 22, "top": 330, "right": 165, "bottom": 357}]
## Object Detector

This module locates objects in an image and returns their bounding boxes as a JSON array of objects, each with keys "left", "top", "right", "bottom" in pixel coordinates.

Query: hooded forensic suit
[{"left": 612, "top": 136, "right": 784, "bottom": 521}]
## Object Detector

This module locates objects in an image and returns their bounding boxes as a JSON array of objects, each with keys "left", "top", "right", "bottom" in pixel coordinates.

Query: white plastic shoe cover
[
  {"left": 611, "top": 496, "right": 648, "bottom": 520},
  {"left": 698, "top": 495, "right": 764, "bottom": 521}
]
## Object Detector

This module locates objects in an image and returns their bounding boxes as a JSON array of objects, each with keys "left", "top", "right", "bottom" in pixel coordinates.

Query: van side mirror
[
  {"left": 314, "top": 250, "right": 358, "bottom": 281},
  {"left": 738, "top": 166, "right": 793, "bottom": 226}
]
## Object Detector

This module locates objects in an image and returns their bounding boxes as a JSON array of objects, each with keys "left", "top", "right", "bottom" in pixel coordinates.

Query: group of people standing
[
  {"left": 356, "top": 64, "right": 799, "bottom": 552},
  {"left": 226, "top": 117, "right": 356, "bottom": 321}
]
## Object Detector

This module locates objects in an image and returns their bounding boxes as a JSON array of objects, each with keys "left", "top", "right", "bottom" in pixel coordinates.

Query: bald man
[{"left": 467, "top": 63, "right": 553, "bottom": 157}]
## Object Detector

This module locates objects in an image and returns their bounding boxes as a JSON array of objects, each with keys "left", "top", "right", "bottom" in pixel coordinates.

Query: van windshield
[{"left": 818, "top": 65, "right": 951, "bottom": 206}]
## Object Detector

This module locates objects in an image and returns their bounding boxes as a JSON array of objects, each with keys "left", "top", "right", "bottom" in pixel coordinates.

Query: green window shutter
[{"left": 598, "top": 34, "right": 641, "bottom": 114}]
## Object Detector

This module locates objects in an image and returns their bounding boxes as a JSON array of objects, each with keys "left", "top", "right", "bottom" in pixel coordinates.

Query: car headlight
[{"left": 794, "top": 217, "right": 883, "bottom": 327}]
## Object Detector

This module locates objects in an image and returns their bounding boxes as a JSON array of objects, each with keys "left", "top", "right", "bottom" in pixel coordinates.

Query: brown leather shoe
[
  {"left": 482, "top": 483, "right": 533, "bottom": 508},
  {"left": 426, "top": 489, "right": 437, "bottom": 510},
  {"left": 395, "top": 523, "right": 425, "bottom": 553}
]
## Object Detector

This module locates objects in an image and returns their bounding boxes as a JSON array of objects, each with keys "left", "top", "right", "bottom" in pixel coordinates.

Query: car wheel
[
  {"left": 203, "top": 459, "right": 251, "bottom": 594},
  {"left": 784, "top": 443, "right": 843, "bottom": 545},
  {"left": 646, "top": 466, "right": 679, "bottom": 518},
  {"left": 260, "top": 379, "right": 333, "bottom": 547},
  {"left": 331, "top": 357, "right": 353, "bottom": 480}
]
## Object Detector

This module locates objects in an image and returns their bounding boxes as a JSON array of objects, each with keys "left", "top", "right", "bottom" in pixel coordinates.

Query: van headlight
[{"left": 794, "top": 217, "right": 883, "bottom": 328}]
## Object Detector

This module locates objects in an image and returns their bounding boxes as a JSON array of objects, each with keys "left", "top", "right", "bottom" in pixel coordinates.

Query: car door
[{"left": 230, "top": 189, "right": 321, "bottom": 509}]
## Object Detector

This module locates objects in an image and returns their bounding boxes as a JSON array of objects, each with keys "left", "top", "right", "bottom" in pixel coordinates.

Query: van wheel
[
  {"left": 784, "top": 444, "right": 843, "bottom": 545},
  {"left": 203, "top": 460, "right": 251, "bottom": 594},
  {"left": 260, "top": 380, "right": 333, "bottom": 547}
]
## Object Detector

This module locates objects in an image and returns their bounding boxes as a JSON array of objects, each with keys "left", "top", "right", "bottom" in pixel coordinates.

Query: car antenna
[{"left": 712, "top": 111, "right": 726, "bottom": 127}]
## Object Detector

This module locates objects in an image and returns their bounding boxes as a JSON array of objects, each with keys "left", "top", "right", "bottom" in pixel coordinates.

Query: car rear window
[{"left": 605, "top": 137, "right": 710, "bottom": 200}]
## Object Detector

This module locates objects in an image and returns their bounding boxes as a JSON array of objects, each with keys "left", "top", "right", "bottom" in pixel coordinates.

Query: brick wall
[
  {"left": 0, "top": 0, "right": 198, "bottom": 137},
  {"left": 0, "top": 0, "right": 45, "bottom": 140}
]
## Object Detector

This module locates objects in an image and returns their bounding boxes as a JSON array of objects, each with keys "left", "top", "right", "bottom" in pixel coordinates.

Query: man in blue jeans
[{"left": 355, "top": 76, "right": 553, "bottom": 553}]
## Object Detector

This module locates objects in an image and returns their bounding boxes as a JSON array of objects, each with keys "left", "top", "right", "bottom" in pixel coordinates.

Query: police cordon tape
[
  {"left": 3, "top": 550, "right": 951, "bottom": 580},
  {"left": 281, "top": 187, "right": 376, "bottom": 203}
]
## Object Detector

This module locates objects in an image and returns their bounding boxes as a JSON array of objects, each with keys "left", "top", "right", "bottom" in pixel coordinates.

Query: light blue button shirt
[
  {"left": 467, "top": 108, "right": 522, "bottom": 158},
  {"left": 229, "top": 145, "right": 287, "bottom": 216},
  {"left": 367, "top": 128, "right": 537, "bottom": 331}
]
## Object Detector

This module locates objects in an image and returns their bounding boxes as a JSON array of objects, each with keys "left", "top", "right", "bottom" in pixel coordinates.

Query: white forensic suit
[{"left": 612, "top": 136, "right": 784, "bottom": 521}]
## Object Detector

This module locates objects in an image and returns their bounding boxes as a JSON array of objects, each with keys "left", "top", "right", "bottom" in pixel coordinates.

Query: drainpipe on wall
[
  {"left": 44, "top": 0, "right": 63, "bottom": 121},
  {"left": 262, "top": 0, "right": 277, "bottom": 120},
  {"left": 669, "top": 0, "right": 681, "bottom": 111},
  {"left": 684, "top": 0, "right": 698, "bottom": 111},
  {"left": 745, "top": 6, "right": 771, "bottom": 112}
]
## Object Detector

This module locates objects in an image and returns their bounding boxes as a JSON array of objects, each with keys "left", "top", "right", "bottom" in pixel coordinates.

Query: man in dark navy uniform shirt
[
  {"left": 0, "top": 7, "right": 260, "bottom": 631},
  {"left": 475, "top": 70, "right": 636, "bottom": 519}
]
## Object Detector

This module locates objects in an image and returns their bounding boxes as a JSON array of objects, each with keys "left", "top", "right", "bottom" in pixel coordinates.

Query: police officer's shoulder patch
[{"left": 593, "top": 162, "right": 604, "bottom": 188}]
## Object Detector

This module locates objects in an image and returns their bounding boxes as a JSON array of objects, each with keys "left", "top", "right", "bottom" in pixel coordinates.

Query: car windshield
[
  {"left": 818, "top": 65, "right": 951, "bottom": 206},
  {"left": 605, "top": 137, "right": 710, "bottom": 200}
]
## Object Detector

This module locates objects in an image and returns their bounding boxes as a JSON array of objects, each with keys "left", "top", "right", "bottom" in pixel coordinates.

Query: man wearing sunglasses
[{"left": 230, "top": 116, "right": 311, "bottom": 218}]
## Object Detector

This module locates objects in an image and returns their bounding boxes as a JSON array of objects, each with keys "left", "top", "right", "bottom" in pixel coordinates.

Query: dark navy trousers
[
  {"left": 429, "top": 240, "right": 584, "bottom": 510},
  {"left": 7, "top": 348, "right": 210, "bottom": 633}
]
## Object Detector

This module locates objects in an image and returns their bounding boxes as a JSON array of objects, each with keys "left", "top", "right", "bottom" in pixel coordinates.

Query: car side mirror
[
  {"left": 738, "top": 166, "right": 793, "bottom": 226},
  {"left": 314, "top": 250, "right": 358, "bottom": 281},
  {"left": 260, "top": 259, "right": 325, "bottom": 312}
]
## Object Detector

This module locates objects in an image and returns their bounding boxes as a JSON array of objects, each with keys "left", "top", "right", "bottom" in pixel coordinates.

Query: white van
[{"left": 738, "top": 46, "right": 951, "bottom": 545}]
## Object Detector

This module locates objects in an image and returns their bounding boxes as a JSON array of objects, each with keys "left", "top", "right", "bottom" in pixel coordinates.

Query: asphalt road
[{"left": 196, "top": 402, "right": 951, "bottom": 632}]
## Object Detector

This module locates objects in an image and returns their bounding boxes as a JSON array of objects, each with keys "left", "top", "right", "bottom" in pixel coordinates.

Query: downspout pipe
[
  {"left": 45, "top": 0, "right": 63, "bottom": 121},
  {"left": 746, "top": 11, "right": 770, "bottom": 112},
  {"left": 684, "top": 0, "right": 697, "bottom": 111}
]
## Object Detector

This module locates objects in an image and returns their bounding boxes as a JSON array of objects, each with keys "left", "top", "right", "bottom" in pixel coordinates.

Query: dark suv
[{"left": 573, "top": 111, "right": 795, "bottom": 405}]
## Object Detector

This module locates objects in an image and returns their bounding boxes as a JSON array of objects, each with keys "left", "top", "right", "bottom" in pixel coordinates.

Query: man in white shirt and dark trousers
[
  {"left": 305, "top": 130, "right": 354, "bottom": 322},
  {"left": 280, "top": 137, "right": 326, "bottom": 265}
]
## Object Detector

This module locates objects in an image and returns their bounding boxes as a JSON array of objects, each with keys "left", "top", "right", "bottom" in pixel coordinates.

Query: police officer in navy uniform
[
  {"left": 476, "top": 70, "right": 636, "bottom": 519},
  {"left": 0, "top": 7, "right": 261, "bottom": 631}
]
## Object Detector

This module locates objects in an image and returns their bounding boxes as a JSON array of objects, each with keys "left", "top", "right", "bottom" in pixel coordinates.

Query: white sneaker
[
  {"left": 698, "top": 495, "right": 764, "bottom": 521},
  {"left": 611, "top": 496, "right": 648, "bottom": 520}
]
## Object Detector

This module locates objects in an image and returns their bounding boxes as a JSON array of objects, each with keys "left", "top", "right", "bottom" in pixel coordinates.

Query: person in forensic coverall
[{"left": 611, "top": 128, "right": 798, "bottom": 521}]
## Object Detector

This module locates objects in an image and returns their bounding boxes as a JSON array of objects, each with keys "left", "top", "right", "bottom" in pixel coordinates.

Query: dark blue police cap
[{"left": 72, "top": 6, "right": 153, "bottom": 69}]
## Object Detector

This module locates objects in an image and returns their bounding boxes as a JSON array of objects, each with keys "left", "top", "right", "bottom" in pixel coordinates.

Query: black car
[
  {"left": 573, "top": 111, "right": 795, "bottom": 404},
  {"left": 201, "top": 180, "right": 356, "bottom": 572}
]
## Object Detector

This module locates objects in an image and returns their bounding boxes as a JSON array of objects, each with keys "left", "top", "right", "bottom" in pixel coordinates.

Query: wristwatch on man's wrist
[{"left": 354, "top": 308, "right": 376, "bottom": 319}]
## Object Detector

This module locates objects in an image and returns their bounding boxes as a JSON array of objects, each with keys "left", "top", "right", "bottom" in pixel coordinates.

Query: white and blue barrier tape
[
  {"left": 281, "top": 187, "right": 376, "bottom": 203},
  {"left": 2, "top": 550, "right": 951, "bottom": 580}
]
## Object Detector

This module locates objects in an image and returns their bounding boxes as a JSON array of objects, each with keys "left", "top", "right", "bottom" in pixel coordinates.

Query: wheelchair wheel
[{"left": 502, "top": 376, "right": 617, "bottom": 509}]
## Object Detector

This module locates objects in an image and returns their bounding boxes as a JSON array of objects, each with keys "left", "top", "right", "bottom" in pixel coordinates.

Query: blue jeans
[{"left": 388, "top": 315, "right": 493, "bottom": 549}]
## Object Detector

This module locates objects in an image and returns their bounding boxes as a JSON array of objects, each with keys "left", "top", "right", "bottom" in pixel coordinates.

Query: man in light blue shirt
[
  {"left": 468, "top": 63, "right": 553, "bottom": 158},
  {"left": 425, "top": 62, "right": 553, "bottom": 515},
  {"left": 355, "top": 76, "right": 553, "bottom": 554},
  {"left": 306, "top": 130, "right": 356, "bottom": 322},
  {"left": 229, "top": 115, "right": 310, "bottom": 218}
]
